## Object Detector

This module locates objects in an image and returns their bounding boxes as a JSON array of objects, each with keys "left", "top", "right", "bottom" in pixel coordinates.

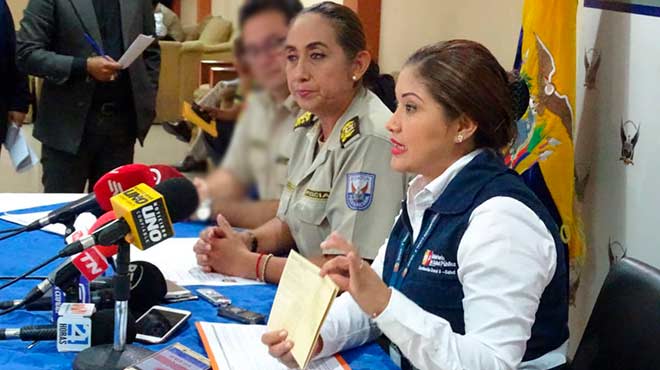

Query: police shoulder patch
[
  {"left": 339, "top": 116, "right": 360, "bottom": 148},
  {"left": 345, "top": 172, "right": 375, "bottom": 211},
  {"left": 294, "top": 112, "right": 316, "bottom": 130}
]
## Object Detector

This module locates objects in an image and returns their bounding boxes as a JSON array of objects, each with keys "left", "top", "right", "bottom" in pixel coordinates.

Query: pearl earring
[
  {"left": 352, "top": 75, "right": 358, "bottom": 81},
  {"left": 456, "top": 134, "right": 464, "bottom": 143}
]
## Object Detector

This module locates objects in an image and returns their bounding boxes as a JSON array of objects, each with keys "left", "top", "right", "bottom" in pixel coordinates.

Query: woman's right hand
[{"left": 261, "top": 330, "right": 324, "bottom": 368}]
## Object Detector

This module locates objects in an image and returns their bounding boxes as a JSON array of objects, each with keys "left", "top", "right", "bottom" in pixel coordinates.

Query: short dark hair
[
  {"left": 406, "top": 40, "right": 525, "bottom": 150},
  {"left": 238, "top": 0, "right": 303, "bottom": 29}
]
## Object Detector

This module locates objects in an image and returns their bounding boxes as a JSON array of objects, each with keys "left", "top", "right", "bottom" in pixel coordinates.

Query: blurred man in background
[
  {"left": 194, "top": 0, "right": 303, "bottom": 228},
  {"left": 0, "top": 0, "right": 29, "bottom": 153}
]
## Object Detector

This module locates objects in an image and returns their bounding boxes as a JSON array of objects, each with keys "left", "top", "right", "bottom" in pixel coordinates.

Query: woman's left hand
[
  {"left": 319, "top": 232, "right": 392, "bottom": 318},
  {"left": 203, "top": 214, "right": 253, "bottom": 277}
]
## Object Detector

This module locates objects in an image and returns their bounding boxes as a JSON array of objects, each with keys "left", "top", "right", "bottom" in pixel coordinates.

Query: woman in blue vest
[{"left": 263, "top": 40, "right": 569, "bottom": 370}]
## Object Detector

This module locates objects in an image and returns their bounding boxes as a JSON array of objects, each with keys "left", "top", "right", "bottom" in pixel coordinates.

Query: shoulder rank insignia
[
  {"left": 340, "top": 116, "right": 360, "bottom": 148},
  {"left": 294, "top": 111, "right": 316, "bottom": 130}
]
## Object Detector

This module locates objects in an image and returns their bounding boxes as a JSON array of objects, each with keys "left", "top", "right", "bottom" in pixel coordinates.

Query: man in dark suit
[
  {"left": 16, "top": 0, "right": 160, "bottom": 192},
  {"left": 0, "top": 0, "right": 30, "bottom": 149}
]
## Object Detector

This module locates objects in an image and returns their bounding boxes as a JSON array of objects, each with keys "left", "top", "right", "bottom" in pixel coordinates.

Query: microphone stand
[{"left": 73, "top": 240, "right": 152, "bottom": 370}]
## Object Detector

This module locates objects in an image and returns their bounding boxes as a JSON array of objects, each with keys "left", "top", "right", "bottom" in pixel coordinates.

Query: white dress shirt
[{"left": 318, "top": 150, "right": 568, "bottom": 370}]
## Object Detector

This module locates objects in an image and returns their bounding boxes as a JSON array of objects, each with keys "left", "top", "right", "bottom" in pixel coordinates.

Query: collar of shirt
[{"left": 406, "top": 148, "right": 484, "bottom": 241}]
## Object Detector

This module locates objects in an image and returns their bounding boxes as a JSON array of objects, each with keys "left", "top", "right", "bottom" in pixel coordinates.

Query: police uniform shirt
[
  {"left": 316, "top": 150, "right": 568, "bottom": 370},
  {"left": 221, "top": 91, "right": 301, "bottom": 200},
  {"left": 276, "top": 87, "right": 407, "bottom": 259}
]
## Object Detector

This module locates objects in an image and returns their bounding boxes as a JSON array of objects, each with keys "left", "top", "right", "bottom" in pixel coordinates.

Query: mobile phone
[
  {"left": 217, "top": 304, "right": 265, "bottom": 325},
  {"left": 125, "top": 342, "right": 210, "bottom": 370},
  {"left": 196, "top": 288, "right": 231, "bottom": 306},
  {"left": 135, "top": 305, "right": 191, "bottom": 344},
  {"left": 165, "top": 280, "right": 194, "bottom": 300}
]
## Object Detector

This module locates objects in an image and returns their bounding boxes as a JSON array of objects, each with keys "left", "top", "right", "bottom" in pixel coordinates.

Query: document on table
[
  {"left": 129, "top": 238, "right": 265, "bottom": 286},
  {"left": 0, "top": 193, "right": 94, "bottom": 236},
  {"left": 2, "top": 123, "right": 39, "bottom": 173},
  {"left": 118, "top": 34, "right": 155, "bottom": 69},
  {"left": 267, "top": 250, "right": 339, "bottom": 369},
  {"left": 196, "top": 322, "right": 349, "bottom": 370}
]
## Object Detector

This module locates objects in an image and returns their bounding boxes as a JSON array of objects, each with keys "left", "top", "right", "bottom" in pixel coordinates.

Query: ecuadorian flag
[{"left": 506, "top": 0, "right": 585, "bottom": 300}]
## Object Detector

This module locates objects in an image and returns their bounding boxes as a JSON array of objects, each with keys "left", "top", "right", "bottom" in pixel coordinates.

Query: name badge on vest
[{"left": 418, "top": 250, "right": 457, "bottom": 276}]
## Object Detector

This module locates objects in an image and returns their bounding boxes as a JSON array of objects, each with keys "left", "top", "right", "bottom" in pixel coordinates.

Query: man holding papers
[{"left": 16, "top": 0, "right": 160, "bottom": 192}]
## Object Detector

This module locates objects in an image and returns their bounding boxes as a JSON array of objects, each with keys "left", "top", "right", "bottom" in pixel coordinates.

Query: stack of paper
[
  {"left": 129, "top": 238, "right": 265, "bottom": 287},
  {"left": 196, "top": 322, "right": 349, "bottom": 370},
  {"left": 2, "top": 123, "right": 39, "bottom": 173}
]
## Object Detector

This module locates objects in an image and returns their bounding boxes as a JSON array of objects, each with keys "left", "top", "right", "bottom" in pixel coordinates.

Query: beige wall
[{"left": 379, "top": 0, "right": 523, "bottom": 73}]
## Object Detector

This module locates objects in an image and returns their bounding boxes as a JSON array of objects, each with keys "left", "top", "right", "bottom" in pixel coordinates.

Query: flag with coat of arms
[{"left": 506, "top": 0, "right": 585, "bottom": 302}]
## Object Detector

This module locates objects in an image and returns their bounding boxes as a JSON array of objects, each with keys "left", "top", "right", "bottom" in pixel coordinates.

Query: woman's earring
[
  {"left": 456, "top": 134, "right": 464, "bottom": 143},
  {"left": 352, "top": 75, "right": 358, "bottom": 81}
]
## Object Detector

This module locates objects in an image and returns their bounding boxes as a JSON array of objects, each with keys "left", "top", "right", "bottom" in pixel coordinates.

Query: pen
[{"left": 83, "top": 32, "right": 107, "bottom": 58}]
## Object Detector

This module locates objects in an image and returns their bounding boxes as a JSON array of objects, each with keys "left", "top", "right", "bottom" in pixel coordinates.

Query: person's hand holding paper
[{"left": 264, "top": 250, "right": 339, "bottom": 369}]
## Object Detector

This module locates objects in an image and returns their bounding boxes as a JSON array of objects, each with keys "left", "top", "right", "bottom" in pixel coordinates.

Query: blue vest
[{"left": 382, "top": 150, "right": 569, "bottom": 362}]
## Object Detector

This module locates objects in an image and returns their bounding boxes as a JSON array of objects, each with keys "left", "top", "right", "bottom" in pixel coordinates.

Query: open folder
[{"left": 267, "top": 250, "right": 340, "bottom": 369}]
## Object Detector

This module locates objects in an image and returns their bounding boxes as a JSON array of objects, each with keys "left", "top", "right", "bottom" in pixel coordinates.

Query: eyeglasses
[{"left": 243, "top": 36, "right": 287, "bottom": 62}]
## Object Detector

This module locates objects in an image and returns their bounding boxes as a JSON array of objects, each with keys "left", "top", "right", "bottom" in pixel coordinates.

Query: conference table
[{"left": 0, "top": 194, "right": 398, "bottom": 370}]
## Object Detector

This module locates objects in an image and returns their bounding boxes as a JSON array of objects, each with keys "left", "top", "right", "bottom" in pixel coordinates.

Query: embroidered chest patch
[{"left": 418, "top": 250, "right": 458, "bottom": 277}]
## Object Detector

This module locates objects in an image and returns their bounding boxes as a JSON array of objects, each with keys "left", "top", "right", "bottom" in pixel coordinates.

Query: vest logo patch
[
  {"left": 418, "top": 250, "right": 457, "bottom": 276},
  {"left": 340, "top": 116, "right": 360, "bottom": 147},
  {"left": 345, "top": 172, "right": 375, "bottom": 211}
]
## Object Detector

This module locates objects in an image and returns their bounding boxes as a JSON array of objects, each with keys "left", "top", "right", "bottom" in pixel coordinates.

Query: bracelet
[
  {"left": 260, "top": 254, "right": 274, "bottom": 283},
  {"left": 255, "top": 253, "right": 265, "bottom": 281}
]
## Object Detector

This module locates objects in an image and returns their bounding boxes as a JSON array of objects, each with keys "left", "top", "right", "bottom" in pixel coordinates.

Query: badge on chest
[
  {"left": 345, "top": 172, "right": 375, "bottom": 211},
  {"left": 418, "top": 250, "right": 458, "bottom": 277}
]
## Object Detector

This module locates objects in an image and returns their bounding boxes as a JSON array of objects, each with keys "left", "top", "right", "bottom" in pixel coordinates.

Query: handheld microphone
[
  {"left": 92, "top": 164, "right": 156, "bottom": 211},
  {"left": 148, "top": 164, "right": 184, "bottom": 185},
  {"left": 20, "top": 246, "right": 119, "bottom": 309},
  {"left": 24, "top": 164, "right": 156, "bottom": 232},
  {"left": 0, "top": 261, "right": 167, "bottom": 315},
  {"left": 0, "top": 309, "right": 137, "bottom": 344},
  {"left": 57, "top": 178, "right": 199, "bottom": 257}
]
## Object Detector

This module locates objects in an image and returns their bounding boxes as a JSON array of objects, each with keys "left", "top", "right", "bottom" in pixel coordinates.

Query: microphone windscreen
[
  {"left": 93, "top": 164, "right": 156, "bottom": 211},
  {"left": 91, "top": 309, "right": 137, "bottom": 345},
  {"left": 88, "top": 211, "right": 119, "bottom": 256},
  {"left": 127, "top": 261, "right": 167, "bottom": 316},
  {"left": 154, "top": 178, "right": 199, "bottom": 223},
  {"left": 149, "top": 165, "right": 184, "bottom": 185}
]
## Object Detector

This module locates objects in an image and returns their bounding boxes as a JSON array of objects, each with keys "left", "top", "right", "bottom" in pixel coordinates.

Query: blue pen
[{"left": 83, "top": 32, "right": 106, "bottom": 57}]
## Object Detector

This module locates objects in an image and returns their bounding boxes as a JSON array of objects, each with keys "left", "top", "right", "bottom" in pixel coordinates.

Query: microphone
[
  {"left": 57, "top": 177, "right": 199, "bottom": 257},
  {"left": 0, "top": 261, "right": 167, "bottom": 315},
  {"left": 24, "top": 164, "right": 156, "bottom": 232},
  {"left": 20, "top": 246, "right": 119, "bottom": 309},
  {"left": 0, "top": 309, "right": 137, "bottom": 344},
  {"left": 148, "top": 164, "right": 184, "bottom": 185},
  {"left": 93, "top": 164, "right": 156, "bottom": 211}
]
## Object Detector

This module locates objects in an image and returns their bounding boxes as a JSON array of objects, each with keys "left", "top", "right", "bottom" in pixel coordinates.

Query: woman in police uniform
[
  {"left": 263, "top": 40, "right": 570, "bottom": 370},
  {"left": 193, "top": 2, "right": 407, "bottom": 283}
]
